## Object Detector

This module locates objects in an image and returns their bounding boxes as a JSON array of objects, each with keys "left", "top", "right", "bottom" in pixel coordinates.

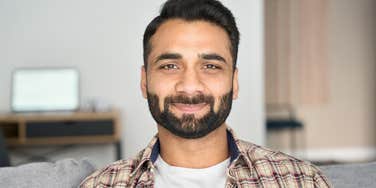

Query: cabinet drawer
[{"left": 26, "top": 120, "right": 114, "bottom": 137}]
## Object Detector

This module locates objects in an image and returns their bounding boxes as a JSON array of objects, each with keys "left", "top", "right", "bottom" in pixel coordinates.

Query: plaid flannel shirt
[{"left": 80, "top": 127, "right": 332, "bottom": 188}]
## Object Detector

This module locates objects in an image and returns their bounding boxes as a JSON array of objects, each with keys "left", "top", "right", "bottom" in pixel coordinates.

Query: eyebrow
[
  {"left": 153, "top": 53, "right": 182, "bottom": 64},
  {"left": 199, "top": 53, "right": 227, "bottom": 64},
  {"left": 153, "top": 52, "right": 228, "bottom": 64}
]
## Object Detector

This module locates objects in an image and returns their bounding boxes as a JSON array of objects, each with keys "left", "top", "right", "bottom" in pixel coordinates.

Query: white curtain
[{"left": 265, "top": 0, "right": 329, "bottom": 106}]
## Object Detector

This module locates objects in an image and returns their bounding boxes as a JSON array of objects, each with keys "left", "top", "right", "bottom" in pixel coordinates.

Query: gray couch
[
  {"left": 0, "top": 159, "right": 375, "bottom": 187},
  {"left": 0, "top": 159, "right": 95, "bottom": 188},
  {"left": 321, "top": 162, "right": 376, "bottom": 188}
]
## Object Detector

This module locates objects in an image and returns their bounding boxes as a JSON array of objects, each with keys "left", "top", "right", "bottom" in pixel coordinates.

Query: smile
[{"left": 171, "top": 103, "right": 209, "bottom": 114}]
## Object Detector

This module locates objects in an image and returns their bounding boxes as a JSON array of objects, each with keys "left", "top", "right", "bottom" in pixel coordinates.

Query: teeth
[{"left": 185, "top": 104, "right": 202, "bottom": 106}]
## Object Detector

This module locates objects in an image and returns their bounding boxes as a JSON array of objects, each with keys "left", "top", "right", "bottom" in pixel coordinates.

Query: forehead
[{"left": 148, "top": 19, "right": 232, "bottom": 63}]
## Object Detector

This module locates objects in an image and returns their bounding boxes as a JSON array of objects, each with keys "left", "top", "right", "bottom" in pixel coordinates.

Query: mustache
[{"left": 164, "top": 94, "right": 215, "bottom": 105}]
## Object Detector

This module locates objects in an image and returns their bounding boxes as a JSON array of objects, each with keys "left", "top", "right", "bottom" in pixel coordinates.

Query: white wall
[{"left": 0, "top": 0, "right": 264, "bottom": 168}]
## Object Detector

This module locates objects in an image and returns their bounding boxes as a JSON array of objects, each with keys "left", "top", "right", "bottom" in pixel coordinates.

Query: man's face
[{"left": 141, "top": 19, "right": 239, "bottom": 139}]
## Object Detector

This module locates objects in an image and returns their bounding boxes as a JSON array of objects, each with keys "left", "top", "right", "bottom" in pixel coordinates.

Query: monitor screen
[{"left": 11, "top": 68, "right": 79, "bottom": 112}]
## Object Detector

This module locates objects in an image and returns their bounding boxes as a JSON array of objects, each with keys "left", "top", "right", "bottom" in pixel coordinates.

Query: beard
[{"left": 146, "top": 90, "right": 233, "bottom": 139}]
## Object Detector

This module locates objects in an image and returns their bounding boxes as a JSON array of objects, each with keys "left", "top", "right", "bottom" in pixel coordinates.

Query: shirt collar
[
  {"left": 136, "top": 126, "right": 249, "bottom": 170},
  {"left": 226, "top": 127, "right": 241, "bottom": 163}
]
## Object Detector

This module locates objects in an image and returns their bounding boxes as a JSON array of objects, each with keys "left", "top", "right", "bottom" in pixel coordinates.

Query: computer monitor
[{"left": 11, "top": 68, "right": 80, "bottom": 112}]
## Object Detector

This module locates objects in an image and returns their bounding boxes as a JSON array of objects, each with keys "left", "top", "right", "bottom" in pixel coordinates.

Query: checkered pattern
[{"left": 80, "top": 128, "right": 332, "bottom": 187}]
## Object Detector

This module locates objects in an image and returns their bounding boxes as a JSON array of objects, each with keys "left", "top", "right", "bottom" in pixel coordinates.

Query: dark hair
[{"left": 143, "top": 0, "right": 239, "bottom": 70}]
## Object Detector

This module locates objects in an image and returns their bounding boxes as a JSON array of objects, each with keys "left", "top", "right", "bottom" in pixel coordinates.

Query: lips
[{"left": 171, "top": 103, "right": 208, "bottom": 113}]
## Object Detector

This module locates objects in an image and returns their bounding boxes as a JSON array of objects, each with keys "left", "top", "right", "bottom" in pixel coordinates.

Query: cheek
[
  {"left": 204, "top": 75, "right": 233, "bottom": 92},
  {"left": 147, "top": 77, "right": 176, "bottom": 111},
  {"left": 203, "top": 77, "right": 233, "bottom": 111}
]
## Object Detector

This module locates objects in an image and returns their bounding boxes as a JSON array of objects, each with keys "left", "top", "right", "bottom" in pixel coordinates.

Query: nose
[{"left": 175, "top": 68, "right": 205, "bottom": 96}]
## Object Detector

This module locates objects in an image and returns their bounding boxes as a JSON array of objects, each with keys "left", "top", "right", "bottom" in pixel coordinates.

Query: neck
[{"left": 157, "top": 124, "right": 229, "bottom": 169}]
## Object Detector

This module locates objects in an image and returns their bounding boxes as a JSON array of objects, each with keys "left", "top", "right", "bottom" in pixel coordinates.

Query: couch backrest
[
  {"left": 320, "top": 162, "right": 376, "bottom": 188},
  {"left": 0, "top": 158, "right": 96, "bottom": 188}
]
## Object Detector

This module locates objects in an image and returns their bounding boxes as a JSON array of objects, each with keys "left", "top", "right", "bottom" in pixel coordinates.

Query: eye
[
  {"left": 204, "top": 64, "right": 221, "bottom": 70},
  {"left": 159, "top": 64, "right": 179, "bottom": 70}
]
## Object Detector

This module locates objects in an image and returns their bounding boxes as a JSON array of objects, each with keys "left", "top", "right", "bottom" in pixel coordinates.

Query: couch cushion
[
  {"left": 0, "top": 158, "right": 96, "bottom": 188},
  {"left": 320, "top": 162, "right": 376, "bottom": 188}
]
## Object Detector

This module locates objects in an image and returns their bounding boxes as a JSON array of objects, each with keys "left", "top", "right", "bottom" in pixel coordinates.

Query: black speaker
[{"left": 0, "top": 129, "right": 10, "bottom": 167}]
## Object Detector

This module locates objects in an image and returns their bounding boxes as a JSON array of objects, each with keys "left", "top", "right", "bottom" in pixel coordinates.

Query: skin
[{"left": 141, "top": 19, "right": 239, "bottom": 168}]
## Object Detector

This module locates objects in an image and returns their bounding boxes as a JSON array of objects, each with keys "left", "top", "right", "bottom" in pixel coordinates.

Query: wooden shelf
[{"left": 0, "top": 110, "right": 121, "bottom": 147}]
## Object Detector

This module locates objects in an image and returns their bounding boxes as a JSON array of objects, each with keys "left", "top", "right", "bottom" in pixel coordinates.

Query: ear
[
  {"left": 141, "top": 66, "right": 147, "bottom": 99},
  {"left": 232, "top": 68, "right": 239, "bottom": 99}
]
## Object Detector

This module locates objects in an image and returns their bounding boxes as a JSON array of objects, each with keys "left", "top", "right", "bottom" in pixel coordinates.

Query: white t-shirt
[{"left": 154, "top": 155, "right": 230, "bottom": 188}]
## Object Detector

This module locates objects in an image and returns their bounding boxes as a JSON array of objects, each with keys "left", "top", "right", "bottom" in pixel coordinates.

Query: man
[{"left": 80, "top": 0, "right": 331, "bottom": 187}]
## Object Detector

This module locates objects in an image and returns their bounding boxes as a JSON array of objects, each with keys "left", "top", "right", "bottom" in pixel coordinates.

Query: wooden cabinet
[{"left": 0, "top": 111, "right": 122, "bottom": 159}]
